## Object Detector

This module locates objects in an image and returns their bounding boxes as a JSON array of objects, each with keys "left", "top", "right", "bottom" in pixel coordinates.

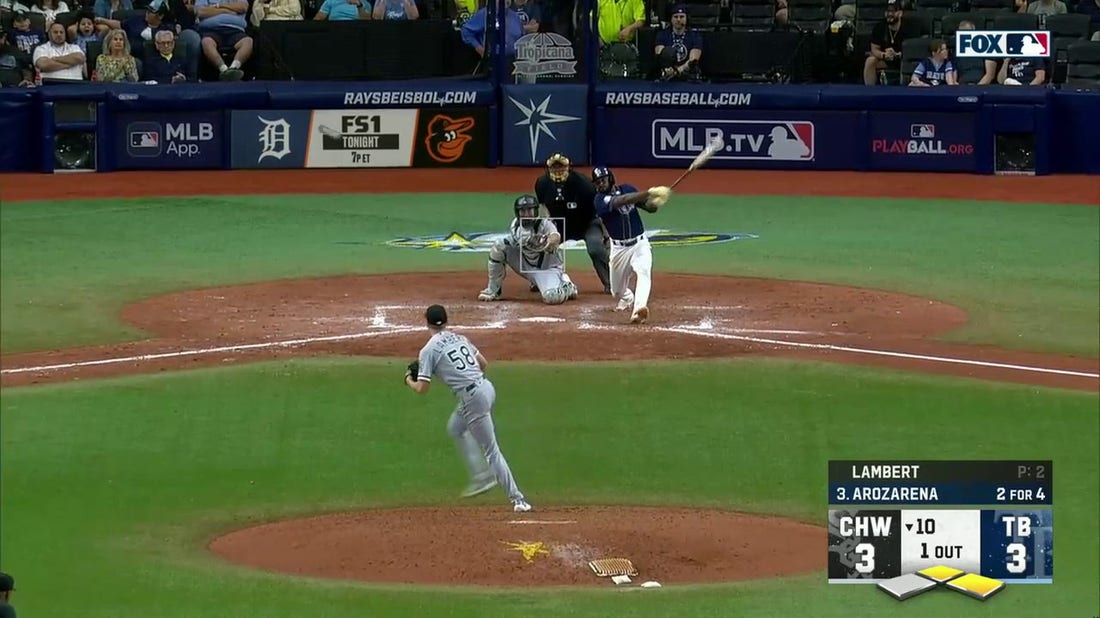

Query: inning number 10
[{"left": 854, "top": 543, "right": 875, "bottom": 574}]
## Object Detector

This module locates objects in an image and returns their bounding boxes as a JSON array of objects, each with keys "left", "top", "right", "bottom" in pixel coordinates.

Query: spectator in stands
[
  {"left": 73, "top": 14, "right": 101, "bottom": 53},
  {"left": 834, "top": 0, "right": 855, "bottom": 22},
  {"left": 461, "top": 0, "right": 522, "bottom": 59},
  {"left": 94, "top": 27, "right": 138, "bottom": 80},
  {"left": 595, "top": 0, "right": 644, "bottom": 47},
  {"left": 250, "top": 0, "right": 302, "bottom": 27},
  {"left": 313, "top": 0, "right": 372, "bottom": 20},
  {"left": 8, "top": 11, "right": 46, "bottom": 54},
  {"left": 0, "top": 29, "right": 35, "bottom": 87},
  {"left": 998, "top": 55, "right": 1047, "bottom": 85},
  {"left": 654, "top": 4, "right": 702, "bottom": 80},
  {"left": 143, "top": 28, "right": 187, "bottom": 81},
  {"left": 1026, "top": 0, "right": 1066, "bottom": 15},
  {"left": 954, "top": 20, "right": 998, "bottom": 84},
  {"left": 1, "top": 0, "right": 32, "bottom": 12},
  {"left": 33, "top": 21, "right": 85, "bottom": 80},
  {"left": 775, "top": 0, "right": 788, "bottom": 26},
  {"left": 863, "top": 0, "right": 922, "bottom": 85},
  {"left": 1077, "top": 0, "right": 1100, "bottom": 38},
  {"left": 30, "top": 0, "right": 70, "bottom": 28},
  {"left": 909, "top": 38, "right": 957, "bottom": 85},
  {"left": 372, "top": 0, "right": 419, "bottom": 20},
  {"left": 91, "top": 0, "right": 133, "bottom": 36},
  {"left": 511, "top": 0, "right": 540, "bottom": 33},
  {"left": 451, "top": 0, "right": 475, "bottom": 23},
  {"left": 98, "top": 1, "right": 197, "bottom": 80},
  {"left": 192, "top": 0, "right": 252, "bottom": 80}
]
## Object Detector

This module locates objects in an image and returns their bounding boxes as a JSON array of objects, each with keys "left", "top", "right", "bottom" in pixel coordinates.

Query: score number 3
[
  {"left": 1006, "top": 542, "right": 1027, "bottom": 574},
  {"left": 854, "top": 543, "right": 875, "bottom": 574}
]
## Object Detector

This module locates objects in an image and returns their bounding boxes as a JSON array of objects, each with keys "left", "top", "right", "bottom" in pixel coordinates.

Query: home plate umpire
[{"left": 534, "top": 152, "right": 612, "bottom": 294}]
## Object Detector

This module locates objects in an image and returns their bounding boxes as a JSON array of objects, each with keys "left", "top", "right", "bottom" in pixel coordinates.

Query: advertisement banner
[
  {"left": 868, "top": 112, "right": 977, "bottom": 172},
  {"left": 302, "top": 108, "right": 488, "bottom": 168},
  {"left": 114, "top": 111, "right": 224, "bottom": 169},
  {"left": 230, "top": 110, "right": 312, "bottom": 169},
  {"left": 502, "top": 83, "right": 588, "bottom": 166},
  {"left": 596, "top": 109, "right": 860, "bottom": 170}
]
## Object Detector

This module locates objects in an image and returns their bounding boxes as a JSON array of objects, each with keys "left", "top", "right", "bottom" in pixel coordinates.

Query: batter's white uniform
[{"left": 594, "top": 182, "right": 652, "bottom": 318}]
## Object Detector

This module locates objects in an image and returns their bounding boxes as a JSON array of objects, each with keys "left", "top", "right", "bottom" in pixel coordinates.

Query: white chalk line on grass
[
  {"left": 0, "top": 327, "right": 421, "bottom": 375},
  {"left": 659, "top": 327, "right": 1100, "bottom": 379}
]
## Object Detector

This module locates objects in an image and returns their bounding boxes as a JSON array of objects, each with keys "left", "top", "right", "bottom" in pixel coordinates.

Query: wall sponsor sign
[
  {"left": 868, "top": 112, "right": 977, "bottom": 172},
  {"left": 955, "top": 31, "right": 1050, "bottom": 58},
  {"left": 230, "top": 110, "right": 312, "bottom": 169},
  {"left": 114, "top": 111, "right": 223, "bottom": 169},
  {"left": 501, "top": 83, "right": 588, "bottom": 165},
  {"left": 300, "top": 108, "right": 489, "bottom": 168},
  {"left": 596, "top": 109, "right": 860, "bottom": 169}
]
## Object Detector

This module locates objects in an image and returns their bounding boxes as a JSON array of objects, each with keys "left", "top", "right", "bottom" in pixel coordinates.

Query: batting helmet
[
  {"left": 546, "top": 152, "right": 571, "bottom": 183},
  {"left": 591, "top": 166, "right": 616, "bottom": 191}
]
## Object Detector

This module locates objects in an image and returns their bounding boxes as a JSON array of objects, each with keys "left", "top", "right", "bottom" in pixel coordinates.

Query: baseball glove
[
  {"left": 647, "top": 186, "right": 672, "bottom": 208},
  {"left": 405, "top": 360, "right": 419, "bottom": 382}
]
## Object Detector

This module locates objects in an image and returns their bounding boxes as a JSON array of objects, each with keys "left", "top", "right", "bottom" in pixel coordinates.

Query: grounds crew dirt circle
[{"left": 208, "top": 506, "right": 825, "bottom": 587}]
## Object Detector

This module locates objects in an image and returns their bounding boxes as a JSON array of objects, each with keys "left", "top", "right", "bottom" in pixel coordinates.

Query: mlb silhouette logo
[
  {"left": 956, "top": 30, "right": 1050, "bottom": 58},
  {"left": 1005, "top": 32, "right": 1049, "bottom": 57},
  {"left": 125, "top": 121, "right": 163, "bottom": 158},
  {"left": 910, "top": 124, "right": 935, "bottom": 139}
]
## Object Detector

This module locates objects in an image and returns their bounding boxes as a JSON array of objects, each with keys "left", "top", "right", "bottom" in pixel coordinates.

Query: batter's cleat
[
  {"left": 461, "top": 474, "right": 498, "bottom": 498},
  {"left": 513, "top": 499, "right": 533, "bottom": 513},
  {"left": 478, "top": 288, "right": 501, "bottom": 301},
  {"left": 615, "top": 292, "right": 635, "bottom": 312},
  {"left": 630, "top": 307, "right": 649, "bottom": 324}
]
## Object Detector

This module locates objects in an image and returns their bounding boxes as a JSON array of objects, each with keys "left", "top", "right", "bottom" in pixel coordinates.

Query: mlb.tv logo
[{"left": 956, "top": 31, "right": 1050, "bottom": 58}]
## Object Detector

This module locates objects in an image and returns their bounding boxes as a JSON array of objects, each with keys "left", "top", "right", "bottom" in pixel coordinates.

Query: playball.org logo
[{"left": 956, "top": 31, "right": 1050, "bottom": 58}]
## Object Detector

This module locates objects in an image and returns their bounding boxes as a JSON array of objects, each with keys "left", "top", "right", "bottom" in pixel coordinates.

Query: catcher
[
  {"left": 477, "top": 194, "right": 579, "bottom": 305},
  {"left": 534, "top": 153, "right": 611, "bottom": 294}
]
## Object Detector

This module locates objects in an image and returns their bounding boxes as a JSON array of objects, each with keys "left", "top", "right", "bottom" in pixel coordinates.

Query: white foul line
[
  {"left": 658, "top": 327, "right": 1100, "bottom": 379},
  {"left": 0, "top": 327, "right": 420, "bottom": 375},
  {"left": 507, "top": 520, "right": 578, "bottom": 525}
]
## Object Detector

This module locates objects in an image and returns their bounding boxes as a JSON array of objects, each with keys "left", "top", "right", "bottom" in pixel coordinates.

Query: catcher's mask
[
  {"left": 514, "top": 194, "right": 540, "bottom": 229},
  {"left": 591, "top": 166, "right": 616, "bottom": 192},
  {"left": 546, "top": 152, "right": 571, "bottom": 183}
]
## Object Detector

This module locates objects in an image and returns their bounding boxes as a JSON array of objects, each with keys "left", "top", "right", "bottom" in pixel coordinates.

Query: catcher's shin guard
[{"left": 480, "top": 241, "right": 507, "bottom": 300}]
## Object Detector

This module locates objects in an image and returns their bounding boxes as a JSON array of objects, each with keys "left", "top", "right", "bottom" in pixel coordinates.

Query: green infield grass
[
  {"left": 1, "top": 194, "right": 1097, "bottom": 356},
  {"left": 1, "top": 358, "right": 1097, "bottom": 617}
]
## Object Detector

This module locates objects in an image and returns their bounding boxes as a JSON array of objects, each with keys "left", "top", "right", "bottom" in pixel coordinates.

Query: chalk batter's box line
[{"left": 518, "top": 217, "right": 566, "bottom": 275}]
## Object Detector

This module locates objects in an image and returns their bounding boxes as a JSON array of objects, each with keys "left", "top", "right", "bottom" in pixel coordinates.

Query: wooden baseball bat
[{"left": 669, "top": 135, "right": 725, "bottom": 190}]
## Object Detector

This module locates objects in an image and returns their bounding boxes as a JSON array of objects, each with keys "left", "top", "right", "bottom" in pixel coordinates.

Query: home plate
[
  {"left": 518, "top": 317, "right": 565, "bottom": 323},
  {"left": 508, "top": 520, "right": 578, "bottom": 525}
]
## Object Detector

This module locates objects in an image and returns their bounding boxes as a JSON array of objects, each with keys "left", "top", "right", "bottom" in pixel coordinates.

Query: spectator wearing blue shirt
[
  {"left": 143, "top": 28, "right": 187, "bottom": 82},
  {"left": 372, "top": 0, "right": 419, "bottom": 20},
  {"left": 91, "top": 0, "right": 133, "bottom": 35},
  {"left": 8, "top": 11, "right": 46, "bottom": 54},
  {"left": 193, "top": 0, "right": 252, "bottom": 79},
  {"left": 461, "top": 0, "right": 523, "bottom": 59},
  {"left": 512, "top": 0, "right": 539, "bottom": 33},
  {"left": 314, "top": 0, "right": 371, "bottom": 20},
  {"left": 654, "top": 5, "right": 702, "bottom": 81},
  {"left": 909, "top": 38, "right": 957, "bottom": 86}
]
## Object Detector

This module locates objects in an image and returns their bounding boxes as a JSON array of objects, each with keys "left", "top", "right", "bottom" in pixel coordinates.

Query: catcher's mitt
[
  {"left": 647, "top": 186, "right": 672, "bottom": 208},
  {"left": 405, "top": 360, "right": 419, "bottom": 382}
]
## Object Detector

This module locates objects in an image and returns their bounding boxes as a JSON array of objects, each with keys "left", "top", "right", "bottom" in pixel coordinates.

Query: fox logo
[{"left": 424, "top": 114, "right": 476, "bottom": 163}]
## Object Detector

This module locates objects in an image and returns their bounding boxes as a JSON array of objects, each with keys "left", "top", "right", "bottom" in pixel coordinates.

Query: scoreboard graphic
[{"left": 827, "top": 460, "right": 1053, "bottom": 601}]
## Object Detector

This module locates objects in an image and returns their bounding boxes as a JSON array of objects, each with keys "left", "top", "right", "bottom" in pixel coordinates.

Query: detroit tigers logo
[
  {"left": 424, "top": 114, "right": 476, "bottom": 163},
  {"left": 257, "top": 117, "right": 292, "bottom": 162}
]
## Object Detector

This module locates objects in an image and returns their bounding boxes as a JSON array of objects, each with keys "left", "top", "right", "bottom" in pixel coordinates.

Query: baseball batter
[
  {"left": 405, "top": 304, "right": 533, "bottom": 513},
  {"left": 535, "top": 153, "right": 612, "bottom": 294},
  {"left": 592, "top": 167, "right": 668, "bottom": 323},
  {"left": 478, "top": 194, "right": 579, "bottom": 304}
]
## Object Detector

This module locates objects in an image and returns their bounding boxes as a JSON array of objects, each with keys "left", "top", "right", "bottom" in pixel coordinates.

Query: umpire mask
[{"left": 546, "top": 152, "right": 571, "bottom": 183}]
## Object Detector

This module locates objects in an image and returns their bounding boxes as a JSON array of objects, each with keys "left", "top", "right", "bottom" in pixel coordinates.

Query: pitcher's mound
[{"left": 209, "top": 506, "right": 824, "bottom": 587}]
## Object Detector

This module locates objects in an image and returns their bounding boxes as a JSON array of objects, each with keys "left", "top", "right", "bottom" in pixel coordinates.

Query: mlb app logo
[
  {"left": 126, "top": 121, "right": 163, "bottom": 157},
  {"left": 956, "top": 31, "right": 1050, "bottom": 58},
  {"left": 911, "top": 124, "right": 934, "bottom": 139}
]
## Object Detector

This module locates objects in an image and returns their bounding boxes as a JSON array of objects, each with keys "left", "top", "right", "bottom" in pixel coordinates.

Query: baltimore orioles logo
[{"left": 424, "top": 114, "right": 476, "bottom": 163}]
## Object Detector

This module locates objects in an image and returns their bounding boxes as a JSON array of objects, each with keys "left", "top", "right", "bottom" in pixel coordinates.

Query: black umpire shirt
[{"left": 534, "top": 171, "right": 598, "bottom": 241}]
